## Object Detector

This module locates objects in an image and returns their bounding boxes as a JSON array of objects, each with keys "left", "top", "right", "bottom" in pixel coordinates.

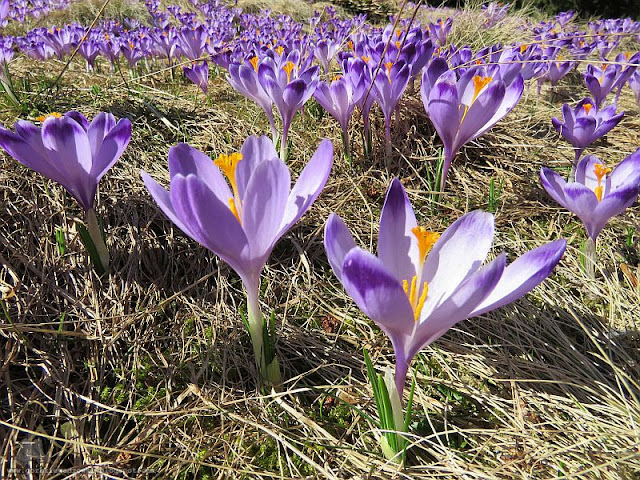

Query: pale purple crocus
[
  {"left": 325, "top": 178, "right": 566, "bottom": 395},
  {"left": 142, "top": 135, "right": 333, "bottom": 383},
  {"left": 540, "top": 152, "right": 640, "bottom": 277},
  {"left": 584, "top": 60, "right": 637, "bottom": 107},
  {"left": 313, "top": 74, "right": 363, "bottom": 162},
  {"left": 227, "top": 56, "right": 277, "bottom": 141},
  {"left": 551, "top": 98, "right": 624, "bottom": 170},
  {"left": 0, "top": 111, "right": 131, "bottom": 272},
  {"left": 183, "top": 60, "right": 209, "bottom": 94},
  {"left": 373, "top": 60, "right": 410, "bottom": 159},
  {"left": 422, "top": 67, "right": 524, "bottom": 190},
  {"left": 258, "top": 55, "right": 319, "bottom": 160}
]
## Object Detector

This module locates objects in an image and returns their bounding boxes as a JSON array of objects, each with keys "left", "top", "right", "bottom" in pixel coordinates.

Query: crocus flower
[
  {"left": 552, "top": 98, "right": 624, "bottom": 169},
  {"left": 313, "top": 74, "right": 363, "bottom": 162},
  {"left": 372, "top": 59, "right": 410, "bottom": 158},
  {"left": 258, "top": 53, "right": 319, "bottom": 160},
  {"left": 0, "top": 111, "right": 131, "bottom": 212},
  {"left": 0, "top": 111, "right": 131, "bottom": 272},
  {"left": 142, "top": 135, "right": 333, "bottom": 383},
  {"left": 422, "top": 66, "right": 524, "bottom": 190},
  {"left": 183, "top": 60, "right": 209, "bottom": 94},
  {"left": 227, "top": 56, "right": 277, "bottom": 141},
  {"left": 325, "top": 179, "right": 566, "bottom": 396},
  {"left": 541, "top": 152, "right": 640, "bottom": 242},
  {"left": 584, "top": 60, "right": 637, "bottom": 107}
]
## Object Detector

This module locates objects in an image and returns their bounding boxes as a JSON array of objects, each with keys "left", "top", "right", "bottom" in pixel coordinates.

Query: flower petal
[
  {"left": 241, "top": 157, "right": 290, "bottom": 259},
  {"left": 420, "top": 210, "right": 495, "bottom": 316},
  {"left": 341, "top": 248, "right": 415, "bottom": 338},
  {"left": 170, "top": 174, "right": 251, "bottom": 278},
  {"left": 408, "top": 251, "right": 506, "bottom": 360},
  {"left": 378, "top": 178, "right": 419, "bottom": 282},
  {"left": 469, "top": 239, "right": 567, "bottom": 316},
  {"left": 168, "top": 143, "right": 232, "bottom": 204},
  {"left": 91, "top": 117, "right": 131, "bottom": 181},
  {"left": 280, "top": 138, "right": 333, "bottom": 234},
  {"left": 237, "top": 135, "right": 278, "bottom": 200},
  {"left": 324, "top": 213, "right": 357, "bottom": 282},
  {"left": 141, "top": 170, "right": 192, "bottom": 236}
]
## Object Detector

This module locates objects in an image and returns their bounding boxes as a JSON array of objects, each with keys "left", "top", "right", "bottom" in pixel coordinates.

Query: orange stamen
[
  {"left": 283, "top": 61, "right": 296, "bottom": 83},
  {"left": 472, "top": 75, "right": 493, "bottom": 103},
  {"left": 583, "top": 103, "right": 593, "bottom": 114},
  {"left": 275, "top": 45, "right": 284, "bottom": 56},
  {"left": 412, "top": 226, "right": 440, "bottom": 266},
  {"left": 35, "top": 112, "right": 62, "bottom": 122},
  {"left": 249, "top": 56, "right": 259, "bottom": 71}
]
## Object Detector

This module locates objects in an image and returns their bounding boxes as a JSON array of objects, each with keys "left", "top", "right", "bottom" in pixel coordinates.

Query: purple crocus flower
[
  {"left": 228, "top": 55, "right": 277, "bottom": 141},
  {"left": 541, "top": 152, "right": 640, "bottom": 242},
  {"left": 372, "top": 60, "right": 410, "bottom": 158},
  {"left": 551, "top": 98, "right": 624, "bottom": 168},
  {"left": 0, "top": 111, "right": 131, "bottom": 212},
  {"left": 325, "top": 179, "right": 566, "bottom": 395},
  {"left": 584, "top": 60, "right": 637, "bottom": 107},
  {"left": 313, "top": 74, "right": 363, "bottom": 161},
  {"left": 422, "top": 66, "right": 524, "bottom": 190},
  {"left": 258, "top": 54, "right": 319, "bottom": 160},
  {"left": 0, "top": 111, "right": 131, "bottom": 272},
  {"left": 142, "top": 135, "right": 333, "bottom": 383},
  {"left": 183, "top": 60, "right": 209, "bottom": 94}
]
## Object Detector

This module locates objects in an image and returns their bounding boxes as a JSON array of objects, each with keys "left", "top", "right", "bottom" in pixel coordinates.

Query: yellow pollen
[
  {"left": 275, "top": 45, "right": 284, "bottom": 56},
  {"left": 580, "top": 40, "right": 585, "bottom": 47},
  {"left": 249, "top": 56, "right": 259, "bottom": 71},
  {"left": 583, "top": 103, "right": 593, "bottom": 114},
  {"left": 395, "top": 41, "right": 401, "bottom": 49},
  {"left": 602, "top": 63, "right": 608, "bottom": 71},
  {"left": 283, "top": 61, "right": 296, "bottom": 83},
  {"left": 347, "top": 40, "right": 354, "bottom": 50},
  {"left": 128, "top": 41, "right": 134, "bottom": 49},
  {"left": 557, "top": 55, "right": 563, "bottom": 61},
  {"left": 36, "top": 112, "right": 62, "bottom": 122},
  {"left": 361, "top": 55, "right": 371, "bottom": 63},
  {"left": 396, "top": 29, "right": 402, "bottom": 38},
  {"left": 332, "top": 74, "right": 342, "bottom": 82},
  {"left": 412, "top": 226, "right": 440, "bottom": 266},
  {"left": 475, "top": 59, "right": 482, "bottom": 65},
  {"left": 520, "top": 44, "right": 527, "bottom": 53},
  {"left": 472, "top": 75, "right": 492, "bottom": 103},
  {"left": 624, "top": 52, "right": 630, "bottom": 60},
  {"left": 105, "top": 33, "right": 110, "bottom": 41}
]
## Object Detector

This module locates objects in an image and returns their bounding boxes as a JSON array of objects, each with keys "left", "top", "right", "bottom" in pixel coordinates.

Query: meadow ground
[{"left": 0, "top": 1, "right": 639, "bottom": 478}]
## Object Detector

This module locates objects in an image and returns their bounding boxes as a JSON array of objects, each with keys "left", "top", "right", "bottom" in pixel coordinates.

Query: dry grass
[{"left": 1, "top": 1, "right": 640, "bottom": 479}]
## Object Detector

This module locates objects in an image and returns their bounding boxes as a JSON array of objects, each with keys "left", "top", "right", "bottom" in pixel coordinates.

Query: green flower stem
[{"left": 86, "top": 208, "right": 109, "bottom": 274}]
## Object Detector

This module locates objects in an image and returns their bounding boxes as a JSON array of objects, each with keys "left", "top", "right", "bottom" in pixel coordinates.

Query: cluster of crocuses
[
  {"left": 1, "top": 1, "right": 640, "bottom": 464},
  {"left": 0, "top": 109, "right": 575, "bottom": 463},
  {"left": 0, "top": 0, "right": 69, "bottom": 27}
]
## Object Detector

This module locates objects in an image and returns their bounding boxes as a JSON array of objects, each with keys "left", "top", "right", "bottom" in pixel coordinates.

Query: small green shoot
[
  {"left": 363, "top": 349, "right": 415, "bottom": 464},
  {"left": 424, "top": 148, "right": 445, "bottom": 210},
  {"left": 626, "top": 227, "right": 635, "bottom": 248},
  {"left": 487, "top": 178, "right": 503, "bottom": 213},
  {"left": 55, "top": 228, "right": 66, "bottom": 255}
]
